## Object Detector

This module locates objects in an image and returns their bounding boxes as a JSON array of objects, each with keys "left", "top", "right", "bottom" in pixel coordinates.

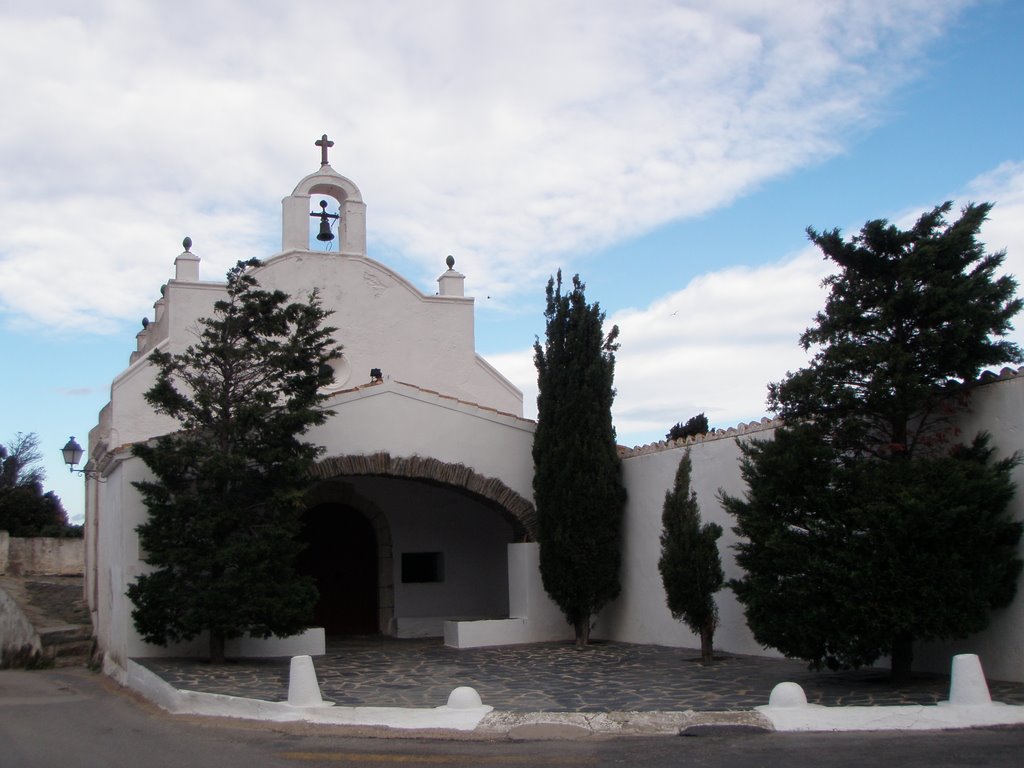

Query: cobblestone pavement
[{"left": 136, "top": 637, "right": 1024, "bottom": 713}]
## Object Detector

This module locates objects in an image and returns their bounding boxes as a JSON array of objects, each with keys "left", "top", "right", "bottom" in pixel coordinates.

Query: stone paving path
[{"left": 136, "top": 637, "right": 1024, "bottom": 713}]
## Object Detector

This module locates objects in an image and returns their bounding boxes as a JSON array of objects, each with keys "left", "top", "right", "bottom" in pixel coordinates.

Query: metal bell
[{"left": 311, "top": 199, "right": 338, "bottom": 242}]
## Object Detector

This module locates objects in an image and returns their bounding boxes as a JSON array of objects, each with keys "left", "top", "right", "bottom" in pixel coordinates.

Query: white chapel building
[
  {"left": 83, "top": 139, "right": 1024, "bottom": 684},
  {"left": 85, "top": 139, "right": 574, "bottom": 674}
]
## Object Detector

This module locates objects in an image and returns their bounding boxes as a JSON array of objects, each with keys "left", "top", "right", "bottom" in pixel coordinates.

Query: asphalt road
[{"left": 2, "top": 668, "right": 1023, "bottom": 767}]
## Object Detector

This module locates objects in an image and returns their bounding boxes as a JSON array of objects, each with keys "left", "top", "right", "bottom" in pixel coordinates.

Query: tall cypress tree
[
  {"left": 533, "top": 271, "right": 625, "bottom": 645},
  {"left": 127, "top": 259, "right": 342, "bottom": 662},
  {"left": 725, "top": 203, "right": 1023, "bottom": 681},
  {"left": 658, "top": 449, "right": 723, "bottom": 663}
]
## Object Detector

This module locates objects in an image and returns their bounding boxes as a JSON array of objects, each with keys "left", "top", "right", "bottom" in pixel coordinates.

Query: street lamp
[{"left": 61, "top": 436, "right": 103, "bottom": 480}]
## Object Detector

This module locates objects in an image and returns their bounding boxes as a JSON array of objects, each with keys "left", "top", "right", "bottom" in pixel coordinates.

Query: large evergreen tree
[
  {"left": 725, "top": 203, "right": 1024, "bottom": 681},
  {"left": 658, "top": 449, "right": 723, "bottom": 663},
  {"left": 127, "top": 259, "right": 341, "bottom": 662},
  {"left": 533, "top": 271, "right": 626, "bottom": 645},
  {"left": 770, "top": 202, "right": 1022, "bottom": 455}
]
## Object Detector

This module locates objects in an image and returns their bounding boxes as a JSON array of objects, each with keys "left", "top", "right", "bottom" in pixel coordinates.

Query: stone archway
[{"left": 311, "top": 452, "right": 537, "bottom": 541}]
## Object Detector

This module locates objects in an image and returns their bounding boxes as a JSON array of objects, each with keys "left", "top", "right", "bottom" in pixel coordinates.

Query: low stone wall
[{"left": 0, "top": 532, "right": 84, "bottom": 576}]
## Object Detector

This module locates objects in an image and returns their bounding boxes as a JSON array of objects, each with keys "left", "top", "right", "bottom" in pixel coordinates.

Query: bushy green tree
[
  {"left": 725, "top": 203, "right": 1023, "bottom": 681},
  {"left": 666, "top": 413, "right": 710, "bottom": 442},
  {"left": 533, "top": 271, "right": 626, "bottom": 645},
  {"left": 0, "top": 433, "right": 77, "bottom": 537},
  {"left": 127, "top": 259, "right": 342, "bottom": 662},
  {"left": 0, "top": 485, "right": 72, "bottom": 537},
  {"left": 658, "top": 449, "right": 723, "bottom": 663}
]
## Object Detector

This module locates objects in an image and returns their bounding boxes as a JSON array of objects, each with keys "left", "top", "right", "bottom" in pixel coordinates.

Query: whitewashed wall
[
  {"left": 253, "top": 252, "right": 522, "bottom": 416},
  {"left": 312, "top": 382, "right": 536, "bottom": 502},
  {"left": 596, "top": 420, "right": 780, "bottom": 658},
  {"left": 598, "top": 371, "right": 1024, "bottom": 682},
  {"left": 90, "top": 455, "right": 207, "bottom": 668},
  {"left": 916, "top": 372, "right": 1024, "bottom": 682},
  {"left": 349, "top": 476, "right": 516, "bottom": 636},
  {"left": 88, "top": 383, "right": 535, "bottom": 662}
]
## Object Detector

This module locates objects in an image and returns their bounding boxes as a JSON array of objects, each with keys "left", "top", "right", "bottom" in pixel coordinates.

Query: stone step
[
  {"left": 23, "top": 578, "right": 90, "bottom": 627},
  {"left": 0, "top": 576, "right": 94, "bottom": 668},
  {"left": 39, "top": 624, "right": 94, "bottom": 668},
  {"left": 50, "top": 640, "right": 94, "bottom": 667},
  {"left": 39, "top": 625, "right": 91, "bottom": 644}
]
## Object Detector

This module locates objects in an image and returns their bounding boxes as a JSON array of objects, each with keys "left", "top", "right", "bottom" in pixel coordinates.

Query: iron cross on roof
[{"left": 315, "top": 134, "right": 334, "bottom": 166}]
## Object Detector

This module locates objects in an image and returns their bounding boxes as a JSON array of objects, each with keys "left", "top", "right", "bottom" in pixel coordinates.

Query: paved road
[{"left": 3, "top": 668, "right": 1024, "bottom": 768}]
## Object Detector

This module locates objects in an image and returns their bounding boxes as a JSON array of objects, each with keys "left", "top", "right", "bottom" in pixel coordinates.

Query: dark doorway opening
[{"left": 298, "top": 503, "right": 379, "bottom": 636}]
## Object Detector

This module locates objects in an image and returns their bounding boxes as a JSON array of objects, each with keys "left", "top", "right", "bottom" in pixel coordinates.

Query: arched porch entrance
[{"left": 302, "top": 454, "right": 537, "bottom": 639}]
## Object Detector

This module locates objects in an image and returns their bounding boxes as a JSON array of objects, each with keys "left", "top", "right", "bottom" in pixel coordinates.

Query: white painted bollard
[
  {"left": 767, "top": 682, "right": 809, "bottom": 709},
  {"left": 446, "top": 686, "right": 484, "bottom": 709},
  {"left": 287, "top": 654, "right": 330, "bottom": 707},
  {"left": 947, "top": 653, "right": 992, "bottom": 706}
]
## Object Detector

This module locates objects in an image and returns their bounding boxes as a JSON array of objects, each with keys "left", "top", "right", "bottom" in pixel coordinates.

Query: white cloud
[
  {"left": 609, "top": 252, "right": 829, "bottom": 442},
  {"left": 965, "top": 162, "right": 1024, "bottom": 302},
  {"left": 490, "top": 249, "right": 829, "bottom": 447},
  {"left": 0, "top": 0, "right": 967, "bottom": 333},
  {"left": 495, "top": 161, "right": 1024, "bottom": 450}
]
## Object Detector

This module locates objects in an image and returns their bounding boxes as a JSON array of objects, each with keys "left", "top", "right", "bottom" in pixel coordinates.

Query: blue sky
[{"left": 1, "top": 1, "right": 1023, "bottom": 524}]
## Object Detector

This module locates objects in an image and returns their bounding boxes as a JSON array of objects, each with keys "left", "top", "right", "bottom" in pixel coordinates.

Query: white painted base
[
  {"left": 395, "top": 617, "right": 446, "bottom": 638},
  {"left": 443, "top": 617, "right": 573, "bottom": 647},
  {"left": 225, "top": 628, "right": 326, "bottom": 657},
  {"left": 759, "top": 666, "right": 1024, "bottom": 732},
  {"left": 116, "top": 655, "right": 1024, "bottom": 734},
  {"left": 396, "top": 616, "right": 509, "bottom": 639},
  {"left": 758, "top": 702, "right": 1024, "bottom": 731},
  {"left": 123, "top": 659, "right": 493, "bottom": 731},
  {"left": 444, "top": 543, "right": 573, "bottom": 648}
]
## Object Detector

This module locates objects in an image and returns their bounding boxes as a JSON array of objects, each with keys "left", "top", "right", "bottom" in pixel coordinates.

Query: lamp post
[{"left": 61, "top": 436, "right": 103, "bottom": 480}]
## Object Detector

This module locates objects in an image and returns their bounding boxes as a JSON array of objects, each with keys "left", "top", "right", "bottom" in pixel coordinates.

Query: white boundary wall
[
  {"left": 598, "top": 370, "right": 1024, "bottom": 682},
  {"left": 597, "top": 419, "right": 781, "bottom": 658}
]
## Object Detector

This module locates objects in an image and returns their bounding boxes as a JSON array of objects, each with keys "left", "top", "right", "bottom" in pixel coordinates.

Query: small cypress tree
[
  {"left": 127, "top": 259, "right": 342, "bottom": 662},
  {"left": 533, "top": 270, "right": 626, "bottom": 645},
  {"left": 658, "top": 449, "right": 724, "bottom": 663}
]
